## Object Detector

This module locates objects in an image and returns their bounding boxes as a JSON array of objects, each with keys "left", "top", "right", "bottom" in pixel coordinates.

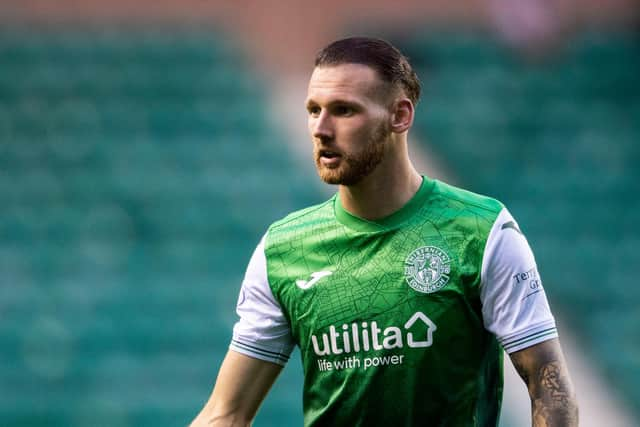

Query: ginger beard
[{"left": 314, "top": 120, "right": 391, "bottom": 186}]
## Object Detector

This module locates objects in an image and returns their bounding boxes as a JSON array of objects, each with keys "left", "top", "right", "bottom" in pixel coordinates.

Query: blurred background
[{"left": 0, "top": 1, "right": 638, "bottom": 426}]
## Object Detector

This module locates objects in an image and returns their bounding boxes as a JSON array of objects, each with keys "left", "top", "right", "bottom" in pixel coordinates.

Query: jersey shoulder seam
[
  {"left": 268, "top": 196, "right": 334, "bottom": 232},
  {"left": 432, "top": 180, "right": 504, "bottom": 215}
]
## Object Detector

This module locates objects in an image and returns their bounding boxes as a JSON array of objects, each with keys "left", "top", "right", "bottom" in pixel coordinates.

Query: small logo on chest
[
  {"left": 404, "top": 246, "right": 451, "bottom": 293},
  {"left": 296, "top": 270, "right": 333, "bottom": 290}
]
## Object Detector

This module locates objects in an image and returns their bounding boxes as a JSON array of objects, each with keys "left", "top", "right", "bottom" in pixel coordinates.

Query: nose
[{"left": 310, "top": 110, "right": 334, "bottom": 142}]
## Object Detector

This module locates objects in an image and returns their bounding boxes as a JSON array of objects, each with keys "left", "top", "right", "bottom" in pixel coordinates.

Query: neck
[{"left": 338, "top": 142, "right": 422, "bottom": 221}]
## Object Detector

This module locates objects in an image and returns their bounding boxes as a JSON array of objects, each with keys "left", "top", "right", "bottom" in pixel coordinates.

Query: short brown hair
[{"left": 314, "top": 37, "right": 421, "bottom": 105}]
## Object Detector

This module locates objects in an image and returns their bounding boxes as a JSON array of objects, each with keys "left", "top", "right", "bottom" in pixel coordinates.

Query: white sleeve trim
[
  {"left": 498, "top": 319, "right": 557, "bottom": 353},
  {"left": 229, "top": 234, "right": 295, "bottom": 366},
  {"left": 480, "top": 208, "right": 558, "bottom": 354}
]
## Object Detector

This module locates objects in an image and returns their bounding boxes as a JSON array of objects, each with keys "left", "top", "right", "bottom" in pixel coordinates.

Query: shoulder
[
  {"left": 421, "top": 179, "right": 506, "bottom": 244},
  {"left": 265, "top": 196, "right": 337, "bottom": 247},
  {"left": 431, "top": 179, "right": 504, "bottom": 216}
]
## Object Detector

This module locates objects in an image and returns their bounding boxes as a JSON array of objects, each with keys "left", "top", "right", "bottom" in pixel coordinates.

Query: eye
[
  {"left": 307, "top": 105, "right": 321, "bottom": 116},
  {"left": 334, "top": 105, "right": 354, "bottom": 116}
]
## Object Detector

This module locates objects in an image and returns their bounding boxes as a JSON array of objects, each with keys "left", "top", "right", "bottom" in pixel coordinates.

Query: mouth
[
  {"left": 317, "top": 149, "right": 342, "bottom": 168},
  {"left": 319, "top": 149, "right": 341, "bottom": 160}
]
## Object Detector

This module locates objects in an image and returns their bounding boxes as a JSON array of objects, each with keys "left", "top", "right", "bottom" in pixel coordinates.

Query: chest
[{"left": 268, "top": 228, "right": 484, "bottom": 347}]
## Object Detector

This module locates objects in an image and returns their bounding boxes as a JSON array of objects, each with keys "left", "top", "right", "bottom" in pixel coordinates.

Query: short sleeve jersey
[{"left": 230, "top": 177, "right": 557, "bottom": 427}]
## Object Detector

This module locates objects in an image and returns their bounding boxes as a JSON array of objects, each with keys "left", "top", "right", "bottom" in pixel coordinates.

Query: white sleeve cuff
[
  {"left": 498, "top": 320, "right": 558, "bottom": 354},
  {"left": 230, "top": 338, "right": 292, "bottom": 366}
]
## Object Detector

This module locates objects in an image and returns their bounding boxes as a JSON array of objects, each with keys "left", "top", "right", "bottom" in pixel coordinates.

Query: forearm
[
  {"left": 190, "top": 404, "right": 251, "bottom": 427},
  {"left": 529, "top": 360, "right": 579, "bottom": 427},
  {"left": 510, "top": 339, "right": 579, "bottom": 427},
  {"left": 190, "top": 351, "right": 283, "bottom": 427}
]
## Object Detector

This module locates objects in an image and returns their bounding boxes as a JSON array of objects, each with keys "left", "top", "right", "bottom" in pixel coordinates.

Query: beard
[{"left": 314, "top": 121, "right": 391, "bottom": 186}]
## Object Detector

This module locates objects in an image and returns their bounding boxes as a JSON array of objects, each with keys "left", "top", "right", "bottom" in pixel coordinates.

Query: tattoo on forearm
[
  {"left": 510, "top": 341, "right": 578, "bottom": 427},
  {"left": 532, "top": 360, "right": 578, "bottom": 427},
  {"left": 539, "top": 362, "right": 571, "bottom": 407}
]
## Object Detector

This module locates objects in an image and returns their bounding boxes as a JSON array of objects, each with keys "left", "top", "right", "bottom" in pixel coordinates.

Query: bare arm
[
  {"left": 190, "top": 350, "right": 283, "bottom": 427},
  {"left": 509, "top": 338, "right": 579, "bottom": 427}
]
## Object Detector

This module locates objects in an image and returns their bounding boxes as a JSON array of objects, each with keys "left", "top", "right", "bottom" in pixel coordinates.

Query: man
[{"left": 191, "top": 37, "right": 578, "bottom": 426}]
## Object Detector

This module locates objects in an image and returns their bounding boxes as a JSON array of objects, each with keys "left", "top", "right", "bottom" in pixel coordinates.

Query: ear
[{"left": 389, "top": 98, "right": 414, "bottom": 134}]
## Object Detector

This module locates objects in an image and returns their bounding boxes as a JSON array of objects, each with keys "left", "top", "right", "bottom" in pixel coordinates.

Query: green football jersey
[{"left": 230, "top": 176, "right": 558, "bottom": 426}]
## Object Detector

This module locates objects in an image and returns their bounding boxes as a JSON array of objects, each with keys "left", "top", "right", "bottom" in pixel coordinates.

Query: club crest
[{"left": 404, "top": 246, "right": 451, "bottom": 293}]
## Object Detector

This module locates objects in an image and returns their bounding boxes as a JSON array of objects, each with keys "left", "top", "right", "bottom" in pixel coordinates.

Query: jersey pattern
[{"left": 265, "top": 178, "right": 506, "bottom": 427}]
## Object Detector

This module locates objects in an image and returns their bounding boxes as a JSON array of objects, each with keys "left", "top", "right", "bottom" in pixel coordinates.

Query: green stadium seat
[{"left": 0, "top": 27, "right": 311, "bottom": 426}]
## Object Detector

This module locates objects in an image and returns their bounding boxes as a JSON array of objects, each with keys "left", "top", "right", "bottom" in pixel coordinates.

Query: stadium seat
[{"left": 0, "top": 27, "right": 314, "bottom": 426}]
